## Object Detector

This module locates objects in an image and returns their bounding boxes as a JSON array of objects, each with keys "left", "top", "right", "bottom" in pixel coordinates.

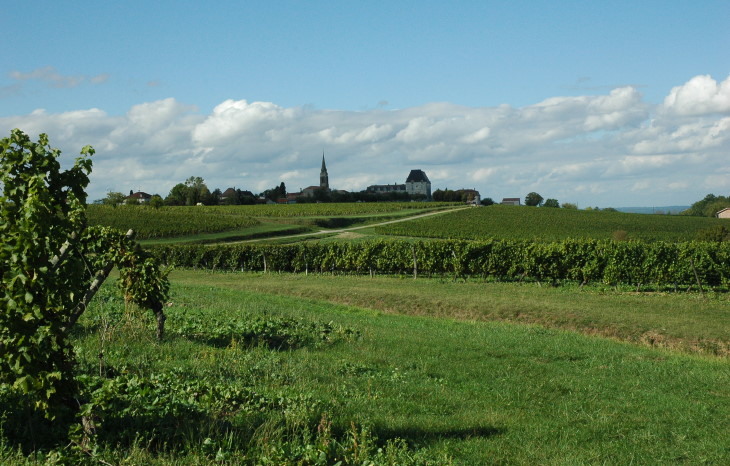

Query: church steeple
[{"left": 320, "top": 152, "right": 329, "bottom": 191}]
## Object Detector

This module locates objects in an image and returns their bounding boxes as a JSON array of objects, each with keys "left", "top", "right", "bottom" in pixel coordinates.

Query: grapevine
[{"left": 0, "top": 129, "right": 169, "bottom": 419}]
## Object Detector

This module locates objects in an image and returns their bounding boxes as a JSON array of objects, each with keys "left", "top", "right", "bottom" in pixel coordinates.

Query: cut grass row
[
  {"left": 170, "top": 270, "right": 730, "bottom": 356},
  {"left": 56, "top": 272, "right": 730, "bottom": 463}
]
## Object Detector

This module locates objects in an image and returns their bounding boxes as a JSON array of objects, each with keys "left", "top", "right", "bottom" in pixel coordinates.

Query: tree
[
  {"left": 562, "top": 202, "right": 578, "bottom": 210},
  {"left": 203, "top": 188, "right": 222, "bottom": 206},
  {"left": 260, "top": 182, "right": 287, "bottom": 201},
  {"left": 480, "top": 198, "right": 495, "bottom": 206},
  {"left": 124, "top": 195, "right": 140, "bottom": 206},
  {"left": 543, "top": 198, "right": 560, "bottom": 208},
  {"left": 682, "top": 194, "right": 730, "bottom": 217},
  {"left": 525, "top": 192, "right": 544, "bottom": 207},
  {"left": 165, "top": 183, "right": 188, "bottom": 206},
  {"left": 0, "top": 129, "right": 169, "bottom": 420},
  {"left": 184, "top": 176, "right": 208, "bottom": 205},
  {"left": 98, "top": 191, "right": 127, "bottom": 206},
  {"left": 149, "top": 194, "right": 164, "bottom": 209}
]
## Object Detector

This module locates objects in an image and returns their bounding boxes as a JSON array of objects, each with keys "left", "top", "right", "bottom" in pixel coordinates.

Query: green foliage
[
  {"left": 0, "top": 129, "right": 93, "bottom": 417},
  {"left": 168, "top": 311, "right": 360, "bottom": 349},
  {"left": 98, "top": 191, "right": 127, "bottom": 206},
  {"left": 148, "top": 238, "right": 730, "bottom": 289},
  {"left": 432, "top": 188, "right": 479, "bottom": 202},
  {"left": 543, "top": 198, "right": 559, "bottom": 208},
  {"left": 164, "top": 183, "right": 188, "bottom": 206},
  {"left": 0, "top": 129, "right": 169, "bottom": 420},
  {"left": 695, "top": 225, "right": 730, "bottom": 242},
  {"left": 148, "top": 194, "right": 164, "bottom": 209},
  {"left": 524, "top": 192, "right": 544, "bottom": 206},
  {"left": 683, "top": 193, "right": 730, "bottom": 217},
  {"left": 87, "top": 205, "right": 261, "bottom": 239}
]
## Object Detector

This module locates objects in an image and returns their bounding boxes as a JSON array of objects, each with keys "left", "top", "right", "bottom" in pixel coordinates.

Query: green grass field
[{"left": 45, "top": 271, "right": 729, "bottom": 463}]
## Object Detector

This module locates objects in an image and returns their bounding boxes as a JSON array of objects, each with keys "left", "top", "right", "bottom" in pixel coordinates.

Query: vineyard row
[{"left": 148, "top": 239, "right": 730, "bottom": 288}]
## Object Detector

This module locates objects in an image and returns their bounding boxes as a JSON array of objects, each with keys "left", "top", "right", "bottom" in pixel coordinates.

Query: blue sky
[{"left": 2, "top": 1, "right": 729, "bottom": 207}]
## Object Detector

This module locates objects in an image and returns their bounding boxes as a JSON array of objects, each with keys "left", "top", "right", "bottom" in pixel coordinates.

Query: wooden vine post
[{"left": 412, "top": 244, "right": 418, "bottom": 279}]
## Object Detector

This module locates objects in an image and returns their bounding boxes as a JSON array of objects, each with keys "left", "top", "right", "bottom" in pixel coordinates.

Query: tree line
[
  {"left": 95, "top": 178, "right": 288, "bottom": 207},
  {"left": 682, "top": 194, "right": 730, "bottom": 217}
]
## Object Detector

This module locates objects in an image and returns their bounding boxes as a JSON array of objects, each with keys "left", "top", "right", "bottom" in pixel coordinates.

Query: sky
[{"left": 1, "top": 0, "right": 729, "bottom": 207}]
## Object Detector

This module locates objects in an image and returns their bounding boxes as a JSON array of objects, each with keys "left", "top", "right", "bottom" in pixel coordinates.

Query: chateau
[{"left": 367, "top": 169, "right": 431, "bottom": 198}]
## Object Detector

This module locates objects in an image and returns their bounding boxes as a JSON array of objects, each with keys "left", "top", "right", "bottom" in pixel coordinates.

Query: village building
[
  {"left": 127, "top": 190, "right": 152, "bottom": 203},
  {"left": 717, "top": 207, "right": 730, "bottom": 219},
  {"left": 220, "top": 187, "right": 237, "bottom": 202},
  {"left": 459, "top": 189, "right": 481, "bottom": 205},
  {"left": 501, "top": 197, "right": 521, "bottom": 205}
]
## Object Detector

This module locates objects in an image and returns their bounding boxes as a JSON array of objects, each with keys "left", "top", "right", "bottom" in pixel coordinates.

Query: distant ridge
[{"left": 615, "top": 206, "right": 689, "bottom": 215}]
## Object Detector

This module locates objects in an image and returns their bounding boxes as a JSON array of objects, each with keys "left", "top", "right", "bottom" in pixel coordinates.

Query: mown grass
[
  {"left": 374, "top": 204, "right": 727, "bottom": 242},
  {"left": 57, "top": 272, "right": 730, "bottom": 464},
  {"left": 171, "top": 270, "right": 730, "bottom": 356},
  {"left": 139, "top": 223, "right": 312, "bottom": 245}
]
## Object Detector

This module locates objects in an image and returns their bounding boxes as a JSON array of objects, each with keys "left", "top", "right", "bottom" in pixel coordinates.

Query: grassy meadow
[{"left": 23, "top": 272, "right": 730, "bottom": 463}]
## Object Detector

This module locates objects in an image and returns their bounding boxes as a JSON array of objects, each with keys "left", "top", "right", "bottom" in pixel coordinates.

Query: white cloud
[
  {"left": 2, "top": 73, "right": 730, "bottom": 207},
  {"left": 662, "top": 74, "right": 730, "bottom": 116}
]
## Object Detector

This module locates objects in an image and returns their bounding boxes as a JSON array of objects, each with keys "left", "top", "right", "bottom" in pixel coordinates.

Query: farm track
[{"left": 227, "top": 205, "right": 471, "bottom": 244}]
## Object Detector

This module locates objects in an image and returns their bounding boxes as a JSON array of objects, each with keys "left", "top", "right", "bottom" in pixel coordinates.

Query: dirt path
[{"left": 229, "top": 206, "right": 470, "bottom": 244}]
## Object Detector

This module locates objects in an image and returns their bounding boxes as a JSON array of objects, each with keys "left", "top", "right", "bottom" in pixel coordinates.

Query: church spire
[{"left": 320, "top": 152, "right": 329, "bottom": 191}]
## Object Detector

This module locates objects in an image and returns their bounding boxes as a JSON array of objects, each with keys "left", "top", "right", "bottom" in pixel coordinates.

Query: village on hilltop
[{"left": 119, "top": 154, "right": 493, "bottom": 207}]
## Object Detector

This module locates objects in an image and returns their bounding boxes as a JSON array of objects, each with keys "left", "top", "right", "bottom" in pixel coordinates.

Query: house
[
  {"left": 459, "top": 189, "right": 481, "bottom": 205},
  {"left": 717, "top": 207, "right": 730, "bottom": 219},
  {"left": 220, "top": 187, "right": 237, "bottom": 202},
  {"left": 301, "top": 185, "right": 324, "bottom": 197},
  {"left": 286, "top": 192, "right": 302, "bottom": 203},
  {"left": 501, "top": 198, "right": 521, "bottom": 206},
  {"left": 127, "top": 190, "right": 152, "bottom": 203}
]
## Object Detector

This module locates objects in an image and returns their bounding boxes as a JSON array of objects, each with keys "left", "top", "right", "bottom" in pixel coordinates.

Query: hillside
[{"left": 372, "top": 204, "right": 725, "bottom": 242}]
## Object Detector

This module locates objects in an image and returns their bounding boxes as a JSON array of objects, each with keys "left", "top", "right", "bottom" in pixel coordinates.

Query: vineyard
[
  {"left": 148, "top": 239, "right": 730, "bottom": 290},
  {"left": 373, "top": 204, "right": 724, "bottom": 242},
  {"left": 87, "top": 202, "right": 455, "bottom": 240},
  {"left": 87, "top": 205, "right": 261, "bottom": 239}
]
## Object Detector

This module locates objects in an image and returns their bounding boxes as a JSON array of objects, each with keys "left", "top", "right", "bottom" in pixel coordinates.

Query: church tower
[{"left": 320, "top": 153, "right": 329, "bottom": 191}]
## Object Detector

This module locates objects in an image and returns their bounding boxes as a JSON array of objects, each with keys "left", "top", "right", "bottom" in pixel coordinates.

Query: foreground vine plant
[{"left": 0, "top": 129, "right": 169, "bottom": 420}]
